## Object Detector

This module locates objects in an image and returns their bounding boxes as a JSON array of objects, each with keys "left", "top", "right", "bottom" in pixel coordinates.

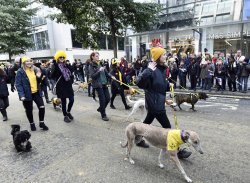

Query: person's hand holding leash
[
  {"left": 20, "top": 97, "right": 26, "bottom": 101},
  {"left": 99, "top": 67, "right": 105, "bottom": 72},
  {"left": 148, "top": 62, "right": 157, "bottom": 71},
  {"left": 11, "top": 86, "right": 16, "bottom": 92}
]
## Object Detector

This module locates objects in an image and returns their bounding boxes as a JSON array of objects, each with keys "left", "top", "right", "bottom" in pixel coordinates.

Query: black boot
[
  {"left": 110, "top": 104, "right": 116, "bottom": 109},
  {"left": 177, "top": 148, "right": 192, "bottom": 159},
  {"left": 1, "top": 109, "right": 8, "bottom": 121},
  {"left": 125, "top": 105, "right": 132, "bottom": 110},
  {"left": 30, "top": 123, "right": 36, "bottom": 131},
  {"left": 39, "top": 122, "right": 49, "bottom": 130}
]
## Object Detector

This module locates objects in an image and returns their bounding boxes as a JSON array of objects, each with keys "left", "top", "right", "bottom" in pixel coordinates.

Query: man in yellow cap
[{"left": 135, "top": 47, "right": 192, "bottom": 159}]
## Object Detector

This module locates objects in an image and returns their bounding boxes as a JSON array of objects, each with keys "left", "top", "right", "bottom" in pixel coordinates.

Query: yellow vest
[
  {"left": 25, "top": 68, "right": 37, "bottom": 93},
  {"left": 167, "top": 129, "right": 184, "bottom": 151}
]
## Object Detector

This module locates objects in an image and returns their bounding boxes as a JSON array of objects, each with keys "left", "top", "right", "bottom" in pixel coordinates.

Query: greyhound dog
[{"left": 120, "top": 122, "right": 203, "bottom": 182}]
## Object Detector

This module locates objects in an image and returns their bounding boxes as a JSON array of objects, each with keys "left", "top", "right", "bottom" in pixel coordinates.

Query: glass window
[
  {"left": 200, "top": 16, "right": 214, "bottom": 25},
  {"left": 202, "top": 3, "right": 216, "bottom": 16},
  {"left": 107, "top": 35, "right": 113, "bottom": 50},
  {"left": 243, "top": 0, "right": 250, "bottom": 20},
  {"left": 216, "top": 14, "right": 231, "bottom": 23},
  {"left": 118, "top": 37, "right": 124, "bottom": 50},
  {"left": 32, "top": 31, "right": 50, "bottom": 51}
]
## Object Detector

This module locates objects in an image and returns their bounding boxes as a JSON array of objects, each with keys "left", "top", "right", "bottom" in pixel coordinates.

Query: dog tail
[
  {"left": 126, "top": 95, "right": 136, "bottom": 104},
  {"left": 120, "top": 141, "right": 128, "bottom": 148}
]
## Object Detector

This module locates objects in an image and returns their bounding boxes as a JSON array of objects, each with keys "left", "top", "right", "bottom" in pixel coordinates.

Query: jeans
[
  {"left": 96, "top": 85, "right": 110, "bottom": 117},
  {"left": 23, "top": 92, "right": 45, "bottom": 123},
  {"left": 239, "top": 76, "right": 249, "bottom": 91}
]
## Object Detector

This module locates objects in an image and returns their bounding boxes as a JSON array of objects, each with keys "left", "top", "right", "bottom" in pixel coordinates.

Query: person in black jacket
[
  {"left": 109, "top": 58, "right": 131, "bottom": 110},
  {"left": 88, "top": 52, "right": 112, "bottom": 121},
  {"left": 136, "top": 47, "right": 192, "bottom": 159},
  {"left": 0, "top": 68, "right": 9, "bottom": 121},
  {"left": 51, "top": 51, "right": 74, "bottom": 123},
  {"left": 188, "top": 56, "right": 199, "bottom": 90},
  {"left": 226, "top": 56, "right": 238, "bottom": 92}
]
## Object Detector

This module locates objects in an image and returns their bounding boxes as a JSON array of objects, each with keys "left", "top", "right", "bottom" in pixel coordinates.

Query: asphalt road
[{"left": 0, "top": 86, "right": 249, "bottom": 183}]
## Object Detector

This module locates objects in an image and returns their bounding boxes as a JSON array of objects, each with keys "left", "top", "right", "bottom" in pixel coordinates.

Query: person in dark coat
[
  {"left": 188, "top": 57, "right": 199, "bottom": 90},
  {"left": 109, "top": 58, "right": 131, "bottom": 110},
  {"left": 15, "top": 57, "right": 49, "bottom": 131},
  {"left": 88, "top": 52, "right": 111, "bottom": 121},
  {"left": 226, "top": 56, "right": 238, "bottom": 92},
  {"left": 51, "top": 51, "right": 74, "bottom": 123},
  {"left": 0, "top": 67, "right": 9, "bottom": 121},
  {"left": 136, "top": 46, "right": 192, "bottom": 159},
  {"left": 9, "top": 57, "right": 21, "bottom": 92}
]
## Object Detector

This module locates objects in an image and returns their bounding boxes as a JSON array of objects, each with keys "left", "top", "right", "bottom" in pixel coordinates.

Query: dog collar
[{"left": 181, "top": 130, "right": 187, "bottom": 143}]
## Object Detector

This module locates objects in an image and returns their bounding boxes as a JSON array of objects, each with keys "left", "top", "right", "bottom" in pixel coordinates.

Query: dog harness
[{"left": 167, "top": 129, "right": 185, "bottom": 151}]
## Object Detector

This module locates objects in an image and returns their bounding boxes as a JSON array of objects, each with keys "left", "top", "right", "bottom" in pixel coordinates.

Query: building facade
[
  {"left": 128, "top": 0, "right": 250, "bottom": 60},
  {"left": 0, "top": 1, "right": 125, "bottom": 62}
]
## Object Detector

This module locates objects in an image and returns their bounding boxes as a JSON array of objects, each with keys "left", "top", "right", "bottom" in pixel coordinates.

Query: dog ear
[{"left": 183, "top": 131, "right": 190, "bottom": 141}]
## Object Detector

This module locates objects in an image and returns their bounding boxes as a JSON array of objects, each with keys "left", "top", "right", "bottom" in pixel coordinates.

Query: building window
[
  {"left": 202, "top": 3, "right": 216, "bottom": 16},
  {"left": 200, "top": 16, "right": 214, "bottom": 25},
  {"left": 216, "top": 14, "right": 231, "bottom": 23},
  {"left": 31, "top": 16, "right": 46, "bottom": 26},
  {"left": 217, "top": 1, "right": 233, "bottom": 14},
  {"left": 118, "top": 37, "right": 124, "bottom": 51},
  {"left": 30, "top": 31, "right": 50, "bottom": 51}
]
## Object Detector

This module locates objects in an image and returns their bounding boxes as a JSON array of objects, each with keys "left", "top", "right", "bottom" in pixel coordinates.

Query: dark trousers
[
  {"left": 23, "top": 92, "right": 45, "bottom": 123},
  {"left": 96, "top": 85, "right": 110, "bottom": 117},
  {"left": 143, "top": 111, "right": 171, "bottom": 128},
  {"left": 135, "top": 111, "right": 171, "bottom": 144},
  {"left": 0, "top": 96, "right": 9, "bottom": 117},
  {"left": 190, "top": 75, "right": 197, "bottom": 89},
  {"left": 179, "top": 76, "right": 186, "bottom": 89},
  {"left": 228, "top": 76, "right": 236, "bottom": 91},
  {"left": 110, "top": 86, "right": 128, "bottom": 108},
  {"left": 61, "top": 95, "right": 74, "bottom": 116}
]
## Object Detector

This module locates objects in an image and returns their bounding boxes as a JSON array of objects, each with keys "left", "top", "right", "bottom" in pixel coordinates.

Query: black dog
[
  {"left": 11, "top": 125, "right": 32, "bottom": 152},
  {"left": 172, "top": 92, "right": 209, "bottom": 111}
]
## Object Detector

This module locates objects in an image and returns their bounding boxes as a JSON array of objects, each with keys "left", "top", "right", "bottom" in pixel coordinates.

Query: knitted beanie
[
  {"left": 150, "top": 47, "right": 165, "bottom": 61},
  {"left": 21, "top": 57, "right": 31, "bottom": 63}
]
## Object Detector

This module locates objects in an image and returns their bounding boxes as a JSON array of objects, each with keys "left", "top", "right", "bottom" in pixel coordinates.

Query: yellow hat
[
  {"left": 54, "top": 50, "right": 67, "bottom": 61},
  {"left": 111, "top": 58, "right": 119, "bottom": 65},
  {"left": 22, "top": 57, "right": 31, "bottom": 63},
  {"left": 150, "top": 47, "right": 165, "bottom": 61}
]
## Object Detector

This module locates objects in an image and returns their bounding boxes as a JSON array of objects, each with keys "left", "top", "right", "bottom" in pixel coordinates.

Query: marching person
[
  {"left": 51, "top": 51, "right": 75, "bottom": 123},
  {"left": 109, "top": 58, "right": 131, "bottom": 110},
  {"left": 135, "top": 46, "right": 192, "bottom": 159},
  {"left": 89, "top": 52, "right": 111, "bottom": 121},
  {"left": 15, "top": 57, "right": 49, "bottom": 131},
  {"left": 0, "top": 67, "right": 9, "bottom": 121}
]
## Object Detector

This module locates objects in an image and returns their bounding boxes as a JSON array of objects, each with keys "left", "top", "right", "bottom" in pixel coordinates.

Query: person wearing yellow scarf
[{"left": 109, "top": 58, "right": 131, "bottom": 110}]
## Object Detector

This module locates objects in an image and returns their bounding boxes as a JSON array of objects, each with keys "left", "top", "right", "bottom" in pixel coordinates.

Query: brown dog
[
  {"left": 124, "top": 87, "right": 138, "bottom": 96},
  {"left": 51, "top": 97, "right": 62, "bottom": 109},
  {"left": 172, "top": 92, "right": 208, "bottom": 111},
  {"left": 75, "top": 82, "right": 88, "bottom": 92}
]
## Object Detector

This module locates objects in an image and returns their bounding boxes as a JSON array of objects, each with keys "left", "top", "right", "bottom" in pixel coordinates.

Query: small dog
[
  {"left": 11, "top": 125, "right": 32, "bottom": 152},
  {"left": 120, "top": 122, "right": 203, "bottom": 182},
  {"left": 126, "top": 96, "right": 146, "bottom": 122},
  {"left": 51, "top": 97, "right": 62, "bottom": 109},
  {"left": 124, "top": 87, "right": 138, "bottom": 96},
  {"left": 172, "top": 92, "right": 209, "bottom": 111},
  {"left": 75, "top": 82, "right": 88, "bottom": 92}
]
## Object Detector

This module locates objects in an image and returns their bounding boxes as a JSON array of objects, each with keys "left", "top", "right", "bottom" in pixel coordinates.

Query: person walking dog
[
  {"left": 51, "top": 51, "right": 75, "bottom": 123},
  {"left": 15, "top": 57, "right": 49, "bottom": 131},
  {"left": 136, "top": 46, "right": 192, "bottom": 159}
]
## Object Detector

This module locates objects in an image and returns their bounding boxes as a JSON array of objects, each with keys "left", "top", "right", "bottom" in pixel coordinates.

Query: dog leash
[
  {"left": 170, "top": 85, "right": 180, "bottom": 129},
  {"left": 110, "top": 76, "right": 145, "bottom": 95}
]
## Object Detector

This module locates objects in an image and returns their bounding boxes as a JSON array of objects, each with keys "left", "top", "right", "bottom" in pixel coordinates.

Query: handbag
[{"left": 52, "top": 76, "right": 62, "bottom": 95}]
